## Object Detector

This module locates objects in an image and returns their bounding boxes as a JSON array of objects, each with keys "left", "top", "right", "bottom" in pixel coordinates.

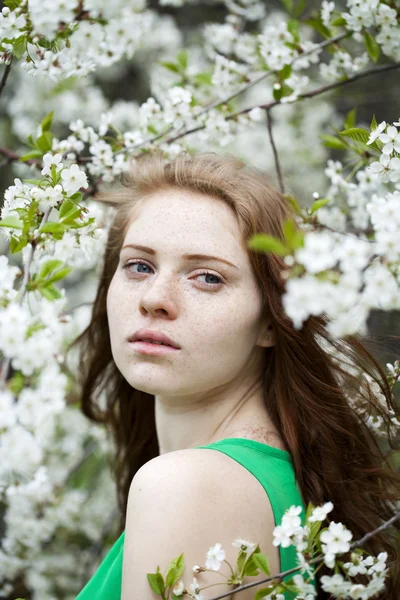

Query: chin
[{"left": 124, "top": 372, "right": 176, "bottom": 396}]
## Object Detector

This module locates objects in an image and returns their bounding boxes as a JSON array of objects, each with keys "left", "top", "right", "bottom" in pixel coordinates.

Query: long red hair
[{"left": 69, "top": 152, "right": 400, "bottom": 598}]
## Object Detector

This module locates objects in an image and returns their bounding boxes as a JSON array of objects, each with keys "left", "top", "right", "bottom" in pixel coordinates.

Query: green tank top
[{"left": 75, "top": 438, "right": 314, "bottom": 599}]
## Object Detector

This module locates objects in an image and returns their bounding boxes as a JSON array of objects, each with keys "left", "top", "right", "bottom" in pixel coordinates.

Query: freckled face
[{"left": 106, "top": 188, "right": 269, "bottom": 398}]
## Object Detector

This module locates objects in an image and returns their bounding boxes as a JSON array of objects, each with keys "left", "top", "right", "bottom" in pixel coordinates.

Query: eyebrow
[{"left": 120, "top": 244, "right": 239, "bottom": 270}]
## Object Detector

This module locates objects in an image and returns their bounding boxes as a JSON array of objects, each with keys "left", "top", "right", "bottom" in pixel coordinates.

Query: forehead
[{"left": 123, "top": 188, "right": 247, "bottom": 257}]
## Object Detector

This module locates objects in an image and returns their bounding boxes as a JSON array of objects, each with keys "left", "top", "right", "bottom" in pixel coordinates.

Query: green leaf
[
  {"left": 46, "top": 266, "right": 72, "bottom": 283},
  {"left": 39, "top": 222, "right": 66, "bottom": 234},
  {"left": 370, "top": 114, "right": 378, "bottom": 131},
  {"left": 13, "top": 35, "right": 26, "bottom": 59},
  {"left": 308, "top": 519, "right": 322, "bottom": 545},
  {"left": 0, "top": 216, "right": 24, "bottom": 229},
  {"left": 344, "top": 108, "right": 357, "bottom": 130},
  {"left": 339, "top": 127, "right": 370, "bottom": 145},
  {"left": 284, "top": 194, "right": 302, "bottom": 216},
  {"left": 331, "top": 16, "right": 347, "bottom": 27},
  {"left": 38, "top": 283, "right": 62, "bottom": 300},
  {"left": 193, "top": 72, "right": 213, "bottom": 85},
  {"left": 283, "top": 218, "right": 297, "bottom": 248},
  {"left": 272, "top": 82, "right": 294, "bottom": 101},
  {"left": 24, "top": 179, "right": 43, "bottom": 185},
  {"left": 247, "top": 234, "right": 290, "bottom": 256},
  {"left": 41, "top": 111, "right": 54, "bottom": 133},
  {"left": 5, "top": 0, "right": 23, "bottom": 8},
  {"left": 364, "top": 31, "right": 380, "bottom": 63},
  {"left": 60, "top": 206, "right": 82, "bottom": 222},
  {"left": 69, "top": 192, "right": 83, "bottom": 202},
  {"left": 38, "top": 259, "right": 64, "bottom": 279},
  {"left": 177, "top": 49, "right": 188, "bottom": 69},
  {"left": 252, "top": 552, "right": 270, "bottom": 575},
  {"left": 36, "top": 131, "right": 53, "bottom": 153},
  {"left": 294, "top": 0, "right": 307, "bottom": 18},
  {"left": 305, "top": 501, "right": 316, "bottom": 522},
  {"left": 293, "top": 230, "right": 305, "bottom": 251},
  {"left": 242, "top": 553, "right": 260, "bottom": 577},
  {"left": 236, "top": 550, "right": 247, "bottom": 575},
  {"left": 165, "top": 567, "right": 178, "bottom": 587},
  {"left": 279, "top": 63, "right": 292, "bottom": 80},
  {"left": 160, "top": 61, "right": 181, "bottom": 73},
  {"left": 311, "top": 198, "right": 331, "bottom": 214},
  {"left": 305, "top": 17, "right": 332, "bottom": 39},
  {"left": 146, "top": 572, "right": 165, "bottom": 595},
  {"left": 66, "top": 216, "right": 95, "bottom": 230},
  {"left": 9, "top": 371, "right": 24, "bottom": 396},
  {"left": 20, "top": 150, "right": 43, "bottom": 161},
  {"left": 273, "top": 85, "right": 283, "bottom": 101},
  {"left": 280, "top": 0, "right": 293, "bottom": 14},
  {"left": 59, "top": 199, "right": 76, "bottom": 219},
  {"left": 26, "top": 321, "right": 46, "bottom": 338},
  {"left": 320, "top": 134, "right": 347, "bottom": 150},
  {"left": 10, "top": 234, "right": 29, "bottom": 254},
  {"left": 165, "top": 553, "right": 184, "bottom": 587},
  {"left": 287, "top": 19, "right": 300, "bottom": 42}
]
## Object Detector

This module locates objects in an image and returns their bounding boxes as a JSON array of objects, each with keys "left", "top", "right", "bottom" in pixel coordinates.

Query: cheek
[
  {"left": 197, "top": 292, "right": 263, "bottom": 350},
  {"left": 106, "top": 277, "right": 122, "bottom": 333}
]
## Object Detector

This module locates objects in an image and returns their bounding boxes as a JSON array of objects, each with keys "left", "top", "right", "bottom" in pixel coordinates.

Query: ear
[{"left": 257, "top": 321, "right": 276, "bottom": 348}]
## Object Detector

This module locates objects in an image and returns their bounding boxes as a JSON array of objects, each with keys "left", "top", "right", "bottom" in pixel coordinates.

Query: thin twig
[
  {"left": 164, "top": 62, "right": 400, "bottom": 146},
  {"left": 77, "top": 32, "right": 350, "bottom": 161},
  {"left": 0, "top": 58, "right": 12, "bottom": 97},
  {"left": 1, "top": 45, "right": 393, "bottom": 172},
  {"left": 207, "top": 510, "right": 400, "bottom": 600},
  {"left": 265, "top": 108, "right": 285, "bottom": 194},
  {"left": 193, "top": 32, "right": 349, "bottom": 122}
]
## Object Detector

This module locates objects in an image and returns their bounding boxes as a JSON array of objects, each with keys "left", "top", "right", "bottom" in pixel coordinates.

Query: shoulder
[
  {"left": 122, "top": 448, "right": 280, "bottom": 600},
  {"left": 131, "top": 446, "right": 239, "bottom": 494}
]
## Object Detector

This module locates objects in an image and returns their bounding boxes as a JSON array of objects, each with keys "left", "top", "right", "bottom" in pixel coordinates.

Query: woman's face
[{"left": 106, "top": 188, "right": 273, "bottom": 398}]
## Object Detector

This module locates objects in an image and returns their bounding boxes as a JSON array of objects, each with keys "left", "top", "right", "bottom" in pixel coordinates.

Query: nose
[{"left": 138, "top": 272, "right": 179, "bottom": 319}]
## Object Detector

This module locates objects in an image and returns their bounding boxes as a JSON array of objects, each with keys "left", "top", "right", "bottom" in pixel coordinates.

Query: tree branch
[
  {"left": 163, "top": 61, "right": 400, "bottom": 146},
  {"left": 86, "top": 32, "right": 350, "bottom": 158},
  {"left": 265, "top": 108, "right": 285, "bottom": 194},
  {"left": 0, "top": 58, "right": 12, "bottom": 98},
  {"left": 207, "top": 510, "right": 400, "bottom": 600},
  {"left": 0, "top": 146, "right": 40, "bottom": 168},
  {"left": 193, "top": 32, "right": 349, "bottom": 121}
]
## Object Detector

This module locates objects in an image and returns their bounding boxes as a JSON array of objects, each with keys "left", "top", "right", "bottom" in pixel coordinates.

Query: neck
[{"left": 154, "top": 376, "right": 278, "bottom": 455}]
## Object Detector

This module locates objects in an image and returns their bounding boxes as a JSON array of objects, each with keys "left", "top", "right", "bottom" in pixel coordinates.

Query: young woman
[{"left": 72, "top": 152, "right": 400, "bottom": 600}]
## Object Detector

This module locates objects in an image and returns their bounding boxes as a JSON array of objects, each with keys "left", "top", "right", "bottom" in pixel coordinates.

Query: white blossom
[
  {"left": 320, "top": 573, "right": 352, "bottom": 596},
  {"left": 320, "top": 521, "right": 353, "bottom": 567},
  {"left": 60, "top": 164, "right": 89, "bottom": 196},
  {"left": 205, "top": 542, "right": 225, "bottom": 570},
  {"left": 232, "top": 537, "right": 256, "bottom": 553},
  {"left": 273, "top": 505, "right": 304, "bottom": 548},
  {"left": 321, "top": 1, "right": 335, "bottom": 27},
  {"left": 308, "top": 502, "right": 334, "bottom": 523},
  {"left": 292, "top": 574, "right": 317, "bottom": 598},
  {"left": 295, "top": 231, "right": 338, "bottom": 274}
]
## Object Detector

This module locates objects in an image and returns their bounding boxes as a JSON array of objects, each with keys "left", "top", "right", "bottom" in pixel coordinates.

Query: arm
[{"left": 121, "top": 448, "right": 279, "bottom": 600}]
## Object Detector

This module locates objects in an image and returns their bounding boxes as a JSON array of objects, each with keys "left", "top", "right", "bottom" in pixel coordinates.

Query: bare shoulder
[{"left": 122, "top": 448, "right": 280, "bottom": 600}]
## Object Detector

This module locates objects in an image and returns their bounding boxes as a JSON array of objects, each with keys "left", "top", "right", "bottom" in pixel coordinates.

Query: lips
[{"left": 129, "top": 328, "right": 180, "bottom": 349}]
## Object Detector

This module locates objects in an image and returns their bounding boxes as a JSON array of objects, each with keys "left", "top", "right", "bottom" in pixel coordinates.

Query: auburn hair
[{"left": 68, "top": 151, "right": 400, "bottom": 598}]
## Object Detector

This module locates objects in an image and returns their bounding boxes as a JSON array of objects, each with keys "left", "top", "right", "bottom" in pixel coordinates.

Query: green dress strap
[
  {"left": 74, "top": 437, "right": 315, "bottom": 599},
  {"left": 75, "top": 531, "right": 124, "bottom": 600}
]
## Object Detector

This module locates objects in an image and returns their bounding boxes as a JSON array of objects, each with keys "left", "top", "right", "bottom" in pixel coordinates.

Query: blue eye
[{"left": 122, "top": 260, "right": 223, "bottom": 288}]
